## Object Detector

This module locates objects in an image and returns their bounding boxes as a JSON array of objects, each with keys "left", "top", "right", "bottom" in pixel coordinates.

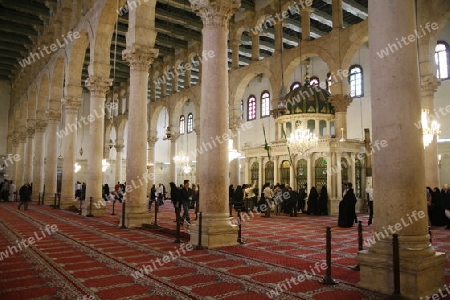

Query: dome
[{"left": 284, "top": 84, "right": 334, "bottom": 115}]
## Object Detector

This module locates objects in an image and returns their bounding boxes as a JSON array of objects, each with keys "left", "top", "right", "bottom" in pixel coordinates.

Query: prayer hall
[{"left": 0, "top": 0, "right": 449, "bottom": 299}]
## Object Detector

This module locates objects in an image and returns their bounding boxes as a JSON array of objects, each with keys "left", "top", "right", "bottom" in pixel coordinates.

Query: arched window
[
  {"left": 261, "top": 91, "right": 270, "bottom": 118},
  {"left": 290, "top": 81, "right": 301, "bottom": 91},
  {"left": 326, "top": 72, "right": 332, "bottom": 93},
  {"left": 251, "top": 162, "right": 259, "bottom": 184},
  {"left": 280, "top": 160, "right": 290, "bottom": 185},
  {"left": 179, "top": 115, "right": 185, "bottom": 135},
  {"left": 349, "top": 65, "right": 363, "bottom": 97},
  {"left": 435, "top": 41, "right": 449, "bottom": 80},
  {"left": 247, "top": 95, "right": 256, "bottom": 120},
  {"left": 310, "top": 76, "right": 320, "bottom": 86},
  {"left": 187, "top": 113, "right": 193, "bottom": 133}
]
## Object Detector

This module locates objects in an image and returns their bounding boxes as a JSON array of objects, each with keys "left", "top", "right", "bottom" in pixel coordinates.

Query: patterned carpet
[{"left": 0, "top": 199, "right": 449, "bottom": 300}]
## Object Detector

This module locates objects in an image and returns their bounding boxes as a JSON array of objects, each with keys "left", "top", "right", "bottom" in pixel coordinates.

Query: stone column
[
  {"left": 25, "top": 122, "right": 35, "bottom": 184},
  {"left": 356, "top": 1, "right": 445, "bottom": 298},
  {"left": 328, "top": 94, "right": 352, "bottom": 140},
  {"left": 114, "top": 139, "right": 125, "bottom": 183},
  {"left": 326, "top": 153, "right": 332, "bottom": 190},
  {"left": 122, "top": 45, "right": 159, "bottom": 227},
  {"left": 194, "top": 122, "right": 200, "bottom": 183},
  {"left": 258, "top": 156, "right": 263, "bottom": 194},
  {"left": 32, "top": 119, "right": 47, "bottom": 199},
  {"left": 185, "top": 68, "right": 192, "bottom": 88},
  {"left": 16, "top": 130, "right": 27, "bottom": 185},
  {"left": 189, "top": 0, "right": 240, "bottom": 248},
  {"left": 10, "top": 137, "right": 19, "bottom": 185},
  {"left": 326, "top": 120, "right": 331, "bottom": 137},
  {"left": 306, "top": 154, "right": 312, "bottom": 192},
  {"left": 336, "top": 152, "right": 342, "bottom": 197},
  {"left": 60, "top": 96, "right": 81, "bottom": 210},
  {"left": 169, "top": 133, "right": 180, "bottom": 183},
  {"left": 350, "top": 153, "right": 356, "bottom": 188},
  {"left": 273, "top": 22, "right": 283, "bottom": 53},
  {"left": 300, "top": 7, "right": 314, "bottom": 41},
  {"left": 231, "top": 40, "right": 241, "bottom": 69},
  {"left": 332, "top": 0, "right": 343, "bottom": 28},
  {"left": 273, "top": 155, "right": 278, "bottom": 184},
  {"left": 230, "top": 118, "right": 242, "bottom": 186},
  {"left": 44, "top": 110, "right": 60, "bottom": 205},
  {"left": 146, "top": 132, "right": 158, "bottom": 192},
  {"left": 421, "top": 76, "right": 441, "bottom": 187},
  {"left": 289, "top": 158, "right": 295, "bottom": 189},
  {"left": 83, "top": 76, "right": 112, "bottom": 217},
  {"left": 249, "top": 32, "right": 260, "bottom": 61},
  {"left": 315, "top": 119, "right": 320, "bottom": 137}
]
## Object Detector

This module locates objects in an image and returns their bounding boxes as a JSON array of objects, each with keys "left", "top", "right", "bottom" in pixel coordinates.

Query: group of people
[
  {"left": 75, "top": 181, "right": 86, "bottom": 200},
  {"left": 167, "top": 180, "right": 199, "bottom": 224},
  {"left": 229, "top": 182, "right": 329, "bottom": 217},
  {"left": 427, "top": 184, "right": 450, "bottom": 229},
  {"left": 0, "top": 179, "right": 16, "bottom": 202}
]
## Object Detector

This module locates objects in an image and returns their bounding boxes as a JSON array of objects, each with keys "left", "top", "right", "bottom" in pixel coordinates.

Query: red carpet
[{"left": 0, "top": 200, "right": 448, "bottom": 299}]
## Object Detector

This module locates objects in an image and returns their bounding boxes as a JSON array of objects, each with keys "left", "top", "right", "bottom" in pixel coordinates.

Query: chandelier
[
  {"left": 421, "top": 109, "right": 440, "bottom": 148},
  {"left": 102, "top": 159, "right": 110, "bottom": 172},
  {"left": 173, "top": 151, "right": 189, "bottom": 165},
  {"left": 287, "top": 126, "right": 319, "bottom": 154}
]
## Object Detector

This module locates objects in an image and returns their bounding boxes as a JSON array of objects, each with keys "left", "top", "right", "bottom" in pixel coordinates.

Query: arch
[
  {"left": 27, "top": 86, "right": 38, "bottom": 119},
  {"left": 37, "top": 72, "right": 50, "bottom": 112},
  {"left": 341, "top": 20, "right": 369, "bottom": 70},
  {"left": 49, "top": 54, "right": 66, "bottom": 104},
  {"left": 230, "top": 64, "right": 277, "bottom": 108},
  {"left": 65, "top": 28, "right": 91, "bottom": 88}
]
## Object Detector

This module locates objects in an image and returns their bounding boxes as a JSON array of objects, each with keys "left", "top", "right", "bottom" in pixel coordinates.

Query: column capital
[
  {"left": 45, "top": 110, "right": 61, "bottom": 123},
  {"left": 229, "top": 117, "right": 244, "bottom": 131},
  {"left": 123, "top": 44, "right": 159, "bottom": 71},
  {"left": 114, "top": 144, "right": 125, "bottom": 152},
  {"left": 420, "top": 75, "right": 441, "bottom": 98},
  {"left": 300, "top": 7, "right": 315, "bottom": 14},
  {"left": 26, "top": 127, "right": 35, "bottom": 138},
  {"left": 62, "top": 97, "right": 82, "bottom": 114},
  {"left": 147, "top": 135, "right": 158, "bottom": 146},
  {"left": 85, "top": 76, "right": 113, "bottom": 98},
  {"left": 231, "top": 39, "right": 241, "bottom": 46},
  {"left": 328, "top": 94, "right": 352, "bottom": 112},
  {"left": 18, "top": 130, "right": 27, "bottom": 142},
  {"left": 35, "top": 119, "right": 48, "bottom": 133},
  {"left": 189, "top": 0, "right": 241, "bottom": 27},
  {"left": 168, "top": 132, "right": 180, "bottom": 142}
]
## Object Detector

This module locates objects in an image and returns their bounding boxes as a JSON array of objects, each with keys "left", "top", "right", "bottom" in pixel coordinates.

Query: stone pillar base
[
  {"left": 357, "top": 248, "right": 446, "bottom": 298},
  {"left": 119, "top": 211, "right": 152, "bottom": 228},
  {"left": 189, "top": 213, "right": 239, "bottom": 249},
  {"left": 59, "top": 198, "right": 78, "bottom": 210},
  {"left": 81, "top": 199, "right": 106, "bottom": 217},
  {"left": 329, "top": 198, "right": 341, "bottom": 215},
  {"left": 43, "top": 195, "right": 58, "bottom": 206}
]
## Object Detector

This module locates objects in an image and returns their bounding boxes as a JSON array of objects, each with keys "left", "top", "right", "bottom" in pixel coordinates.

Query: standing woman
[
  {"left": 233, "top": 185, "right": 244, "bottom": 212},
  {"left": 318, "top": 185, "right": 328, "bottom": 215},
  {"left": 306, "top": 187, "right": 319, "bottom": 215}
]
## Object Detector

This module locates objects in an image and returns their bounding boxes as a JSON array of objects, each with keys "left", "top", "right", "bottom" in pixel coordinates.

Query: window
[
  {"left": 310, "top": 76, "right": 320, "bottom": 86},
  {"left": 435, "top": 41, "right": 449, "bottom": 80},
  {"left": 261, "top": 91, "right": 270, "bottom": 118},
  {"left": 247, "top": 95, "right": 256, "bottom": 120},
  {"left": 290, "top": 81, "right": 301, "bottom": 91},
  {"left": 187, "top": 113, "right": 193, "bottom": 133},
  {"left": 349, "top": 65, "right": 363, "bottom": 97},
  {"left": 179, "top": 115, "right": 185, "bottom": 134}
]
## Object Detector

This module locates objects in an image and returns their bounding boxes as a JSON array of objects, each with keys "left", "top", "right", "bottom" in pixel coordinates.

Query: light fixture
[
  {"left": 173, "top": 151, "right": 189, "bottom": 165},
  {"left": 183, "top": 164, "right": 192, "bottom": 174},
  {"left": 102, "top": 159, "right": 110, "bottom": 172},
  {"left": 228, "top": 139, "right": 243, "bottom": 162},
  {"left": 438, "top": 154, "right": 442, "bottom": 166},
  {"left": 79, "top": 147, "right": 83, "bottom": 156},
  {"left": 74, "top": 162, "right": 81, "bottom": 173},
  {"left": 421, "top": 109, "right": 440, "bottom": 148},
  {"left": 287, "top": 123, "right": 318, "bottom": 155},
  {"left": 339, "top": 128, "right": 345, "bottom": 142}
]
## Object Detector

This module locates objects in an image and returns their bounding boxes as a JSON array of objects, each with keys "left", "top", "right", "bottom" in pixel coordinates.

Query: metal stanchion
[
  {"left": 237, "top": 210, "right": 245, "bottom": 244},
  {"left": 57, "top": 193, "right": 61, "bottom": 209},
  {"left": 150, "top": 197, "right": 160, "bottom": 229},
  {"left": 86, "top": 197, "right": 93, "bottom": 217},
  {"left": 429, "top": 226, "right": 432, "bottom": 244},
  {"left": 52, "top": 193, "right": 57, "bottom": 208},
  {"left": 386, "top": 234, "right": 408, "bottom": 299},
  {"left": 42, "top": 184, "right": 45, "bottom": 205},
  {"left": 111, "top": 200, "right": 116, "bottom": 215},
  {"left": 175, "top": 207, "right": 181, "bottom": 243},
  {"left": 120, "top": 201, "right": 127, "bottom": 229},
  {"left": 195, "top": 212, "right": 207, "bottom": 250},
  {"left": 319, "top": 226, "right": 338, "bottom": 285},
  {"left": 351, "top": 221, "right": 363, "bottom": 271}
]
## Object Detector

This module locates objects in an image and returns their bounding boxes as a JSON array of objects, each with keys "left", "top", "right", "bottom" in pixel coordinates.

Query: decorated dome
[{"left": 284, "top": 83, "right": 334, "bottom": 115}]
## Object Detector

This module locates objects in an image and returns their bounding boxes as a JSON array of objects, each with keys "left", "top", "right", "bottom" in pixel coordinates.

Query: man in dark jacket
[
  {"left": 18, "top": 182, "right": 31, "bottom": 210},
  {"left": 180, "top": 180, "right": 192, "bottom": 223}
]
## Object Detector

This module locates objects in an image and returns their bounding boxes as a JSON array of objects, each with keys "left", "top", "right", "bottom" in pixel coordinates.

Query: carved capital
[
  {"left": 62, "top": 97, "right": 82, "bottom": 114},
  {"left": 18, "top": 130, "right": 27, "bottom": 142},
  {"left": 35, "top": 119, "right": 48, "bottom": 133},
  {"left": 85, "top": 76, "right": 113, "bottom": 98},
  {"left": 328, "top": 94, "right": 352, "bottom": 112},
  {"left": 123, "top": 45, "right": 159, "bottom": 71},
  {"left": 421, "top": 76, "right": 441, "bottom": 98},
  {"left": 189, "top": 0, "right": 241, "bottom": 27},
  {"left": 26, "top": 127, "right": 35, "bottom": 138},
  {"left": 229, "top": 117, "right": 244, "bottom": 131},
  {"left": 45, "top": 110, "right": 61, "bottom": 123},
  {"left": 168, "top": 132, "right": 180, "bottom": 142},
  {"left": 147, "top": 136, "right": 158, "bottom": 146},
  {"left": 114, "top": 144, "right": 125, "bottom": 152}
]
